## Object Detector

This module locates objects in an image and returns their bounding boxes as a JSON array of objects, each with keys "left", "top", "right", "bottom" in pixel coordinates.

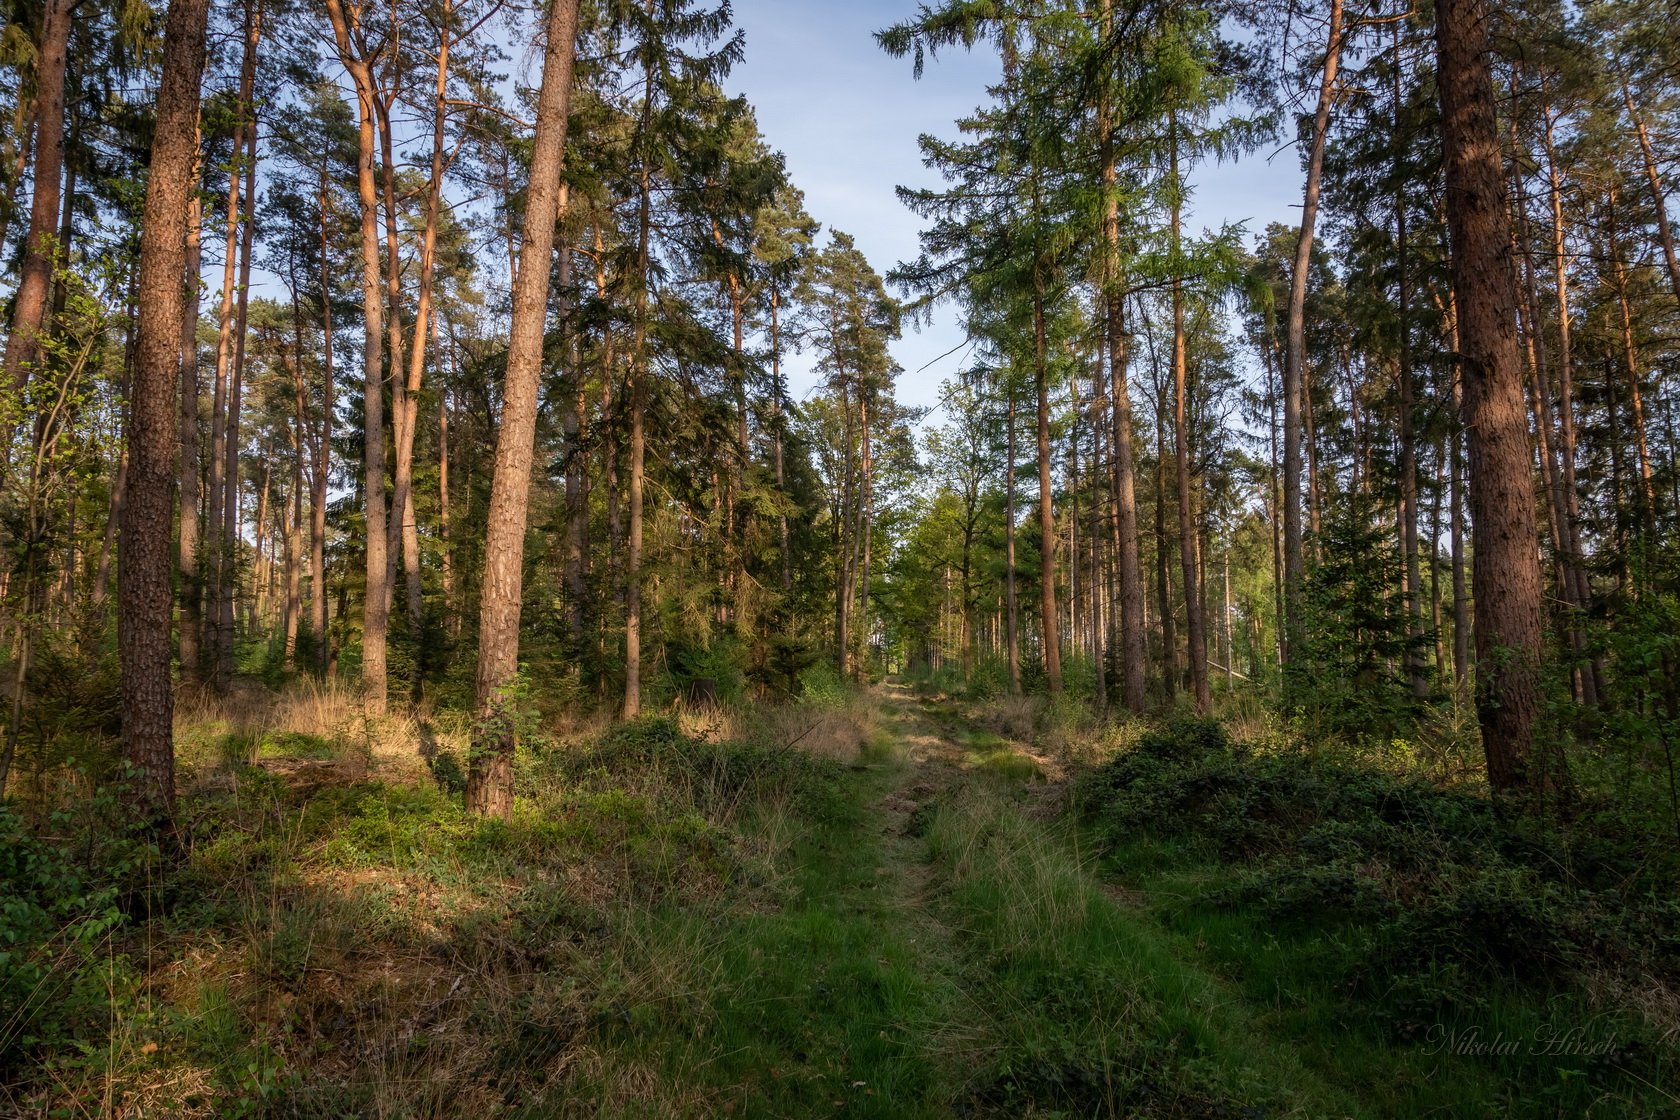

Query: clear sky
[{"left": 722, "top": 0, "right": 1304, "bottom": 419}]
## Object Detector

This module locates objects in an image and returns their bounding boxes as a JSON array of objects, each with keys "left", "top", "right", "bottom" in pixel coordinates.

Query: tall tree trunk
[
  {"left": 1083, "top": 365, "right": 1106, "bottom": 712},
  {"left": 1435, "top": 0, "right": 1552, "bottom": 795},
  {"left": 1618, "top": 67, "right": 1680, "bottom": 311},
  {"left": 1169, "top": 117, "right": 1210, "bottom": 713},
  {"left": 384, "top": 9, "right": 453, "bottom": 651},
  {"left": 1004, "top": 380, "right": 1021, "bottom": 694},
  {"left": 1541, "top": 93, "right": 1600, "bottom": 702},
  {"left": 312, "top": 174, "right": 335, "bottom": 676},
  {"left": 3, "top": 0, "right": 72, "bottom": 390},
  {"left": 1032, "top": 273, "right": 1062, "bottom": 695},
  {"left": 1282, "top": 0, "right": 1342, "bottom": 667},
  {"left": 217, "top": 58, "right": 259, "bottom": 690},
  {"left": 1606, "top": 188, "right": 1659, "bottom": 536},
  {"left": 1095, "top": 0, "right": 1145, "bottom": 711},
  {"left": 624, "top": 151, "right": 654, "bottom": 718},
  {"left": 120, "top": 0, "right": 211, "bottom": 824},
  {"left": 440, "top": 384, "right": 456, "bottom": 618},
  {"left": 771, "top": 288, "right": 792, "bottom": 593},
  {"left": 1396, "top": 26, "right": 1427, "bottom": 699},
  {"left": 204, "top": 97, "right": 246, "bottom": 682},
  {"left": 323, "top": 0, "right": 390, "bottom": 714},
  {"left": 466, "top": 0, "right": 580, "bottom": 816},
  {"left": 1155, "top": 405, "right": 1178, "bottom": 701},
  {"left": 177, "top": 181, "right": 203, "bottom": 682}
]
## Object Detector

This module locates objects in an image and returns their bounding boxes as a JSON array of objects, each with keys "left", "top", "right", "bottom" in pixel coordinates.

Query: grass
[{"left": 6, "top": 681, "right": 1678, "bottom": 1117}]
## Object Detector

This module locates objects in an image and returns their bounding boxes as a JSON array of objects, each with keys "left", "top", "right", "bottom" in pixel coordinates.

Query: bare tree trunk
[
  {"left": 204, "top": 63, "right": 247, "bottom": 684},
  {"left": 1169, "top": 118, "right": 1209, "bottom": 714},
  {"left": 3, "top": 0, "right": 72, "bottom": 390},
  {"left": 467, "top": 0, "right": 580, "bottom": 816},
  {"left": 218, "top": 69, "right": 258, "bottom": 688},
  {"left": 1082, "top": 365, "right": 1106, "bottom": 712},
  {"left": 121, "top": 0, "right": 211, "bottom": 824},
  {"left": 1032, "top": 273, "right": 1062, "bottom": 695},
  {"left": 1541, "top": 94, "right": 1601, "bottom": 703},
  {"left": 1436, "top": 0, "right": 1553, "bottom": 795},
  {"left": 1396, "top": 27, "right": 1427, "bottom": 699},
  {"left": 1281, "top": 0, "right": 1342, "bottom": 668},
  {"left": 323, "top": 0, "right": 390, "bottom": 714},
  {"left": 1606, "top": 189, "right": 1659, "bottom": 535},
  {"left": 439, "top": 382, "right": 455, "bottom": 608},
  {"left": 385, "top": 6, "right": 455, "bottom": 652},
  {"left": 1096, "top": 23, "right": 1147, "bottom": 709},
  {"left": 177, "top": 179, "right": 203, "bottom": 681},
  {"left": 624, "top": 152, "right": 654, "bottom": 718},
  {"left": 771, "top": 288, "right": 792, "bottom": 593},
  {"left": 312, "top": 174, "right": 335, "bottom": 676},
  {"left": 1004, "top": 382, "right": 1021, "bottom": 694},
  {"left": 1618, "top": 68, "right": 1680, "bottom": 311}
]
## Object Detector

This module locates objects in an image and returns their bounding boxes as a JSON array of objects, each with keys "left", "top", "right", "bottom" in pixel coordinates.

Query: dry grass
[
  {"left": 173, "top": 679, "right": 449, "bottom": 787},
  {"left": 752, "top": 694, "right": 880, "bottom": 762}
]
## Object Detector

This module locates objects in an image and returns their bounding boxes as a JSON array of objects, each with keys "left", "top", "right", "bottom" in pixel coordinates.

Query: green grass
[
  {"left": 10, "top": 696, "right": 1677, "bottom": 1118},
  {"left": 551, "top": 753, "right": 962, "bottom": 1118}
]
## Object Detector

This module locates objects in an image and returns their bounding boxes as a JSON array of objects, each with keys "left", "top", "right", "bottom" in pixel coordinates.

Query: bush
[
  {"left": 797, "top": 661, "right": 850, "bottom": 708},
  {"left": 0, "top": 790, "right": 148, "bottom": 1071},
  {"left": 1077, "top": 725, "right": 1680, "bottom": 1015}
]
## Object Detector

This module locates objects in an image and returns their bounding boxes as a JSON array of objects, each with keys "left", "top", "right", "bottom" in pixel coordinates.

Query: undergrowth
[
  {"left": 1075, "top": 716, "right": 1680, "bottom": 1118},
  {"left": 0, "top": 692, "right": 868, "bottom": 1117}
]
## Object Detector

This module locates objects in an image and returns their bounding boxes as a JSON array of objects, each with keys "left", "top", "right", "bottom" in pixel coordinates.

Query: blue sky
[{"left": 723, "top": 0, "right": 1305, "bottom": 419}]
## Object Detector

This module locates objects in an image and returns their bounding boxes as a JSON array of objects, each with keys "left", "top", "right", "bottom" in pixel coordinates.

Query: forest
[{"left": 1, "top": 0, "right": 1679, "bottom": 1113}]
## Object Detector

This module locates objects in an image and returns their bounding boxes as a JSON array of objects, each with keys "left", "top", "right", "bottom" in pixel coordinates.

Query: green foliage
[
  {"left": 0, "top": 787, "right": 148, "bottom": 1070},
  {"left": 796, "top": 660, "right": 850, "bottom": 707},
  {"left": 1286, "top": 495, "right": 1432, "bottom": 741},
  {"left": 1078, "top": 725, "right": 1680, "bottom": 1021}
]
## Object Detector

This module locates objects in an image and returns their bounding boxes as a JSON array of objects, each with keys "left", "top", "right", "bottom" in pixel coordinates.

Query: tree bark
[
  {"left": 1435, "top": 0, "right": 1552, "bottom": 795},
  {"left": 121, "top": 0, "right": 211, "bottom": 825},
  {"left": 1004, "top": 380, "right": 1021, "bottom": 694},
  {"left": 1032, "top": 274, "right": 1062, "bottom": 695},
  {"left": 1281, "top": 0, "right": 1342, "bottom": 668},
  {"left": 177, "top": 180, "right": 203, "bottom": 681},
  {"left": 323, "top": 0, "right": 391, "bottom": 714},
  {"left": 3, "top": 0, "right": 72, "bottom": 391},
  {"left": 466, "top": 0, "right": 580, "bottom": 816},
  {"left": 1095, "top": 2, "right": 1147, "bottom": 710},
  {"left": 312, "top": 172, "right": 336, "bottom": 676},
  {"left": 1169, "top": 118, "right": 1210, "bottom": 714}
]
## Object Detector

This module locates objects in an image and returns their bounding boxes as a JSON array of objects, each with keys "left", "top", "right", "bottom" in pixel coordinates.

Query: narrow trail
[{"left": 592, "top": 686, "right": 1493, "bottom": 1117}]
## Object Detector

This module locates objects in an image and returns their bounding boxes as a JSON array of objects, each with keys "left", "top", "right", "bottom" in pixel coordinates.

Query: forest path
[{"left": 602, "top": 684, "right": 1357, "bottom": 1117}]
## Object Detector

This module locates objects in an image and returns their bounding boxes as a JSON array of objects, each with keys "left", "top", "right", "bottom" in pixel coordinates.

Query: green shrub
[
  {"left": 1078, "top": 727, "right": 1680, "bottom": 1015},
  {"left": 797, "top": 661, "right": 849, "bottom": 708},
  {"left": 0, "top": 790, "right": 147, "bottom": 1070}
]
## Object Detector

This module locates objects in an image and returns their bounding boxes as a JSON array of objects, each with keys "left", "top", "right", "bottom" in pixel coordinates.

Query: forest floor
[{"left": 6, "top": 683, "right": 1677, "bottom": 1117}]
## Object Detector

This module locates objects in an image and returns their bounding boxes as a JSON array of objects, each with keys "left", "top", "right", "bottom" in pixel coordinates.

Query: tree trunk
[
  {"left": 1281, "top": 0, "right": 1342, "bottom": 667},
  {"left": 323, "top": 0, "right": 390, "bottom": 714},
  {"left": 1619, "top": 68, "right": 1680, "bottom": 311},
  {"left": 312, "top": 171, "right": 335, "bottom": 677},
  {"left": 1095, "top": 5, "right": 1147, "bottom": 711},
  {"left": 212, "top": 1, "right": 260, "bottom": 691},
  {"left": 120, "top": 0, "right": 211, "bottom": 825},
  {"left": 466, "top": 0, "right": 581, "bottom": 816},
  {"left": 177, "top": 181, "right": 203, "bottom": 682},
  {"left": 1435, "top": 0, "right": 1552, "bottom": 796},
  {"left": 1004, "top": 380, "right": 1021, "bottom": 694},
  {"left": 1169, "top": 119, "right": 1210, "bottom": 714},
  {"left": 771, "top": 288, "right": 792, "bottom": 593},
  {"left": 1396, "top": 26, "right": 1427, "bottom": 699},
  {"left": 1606, "top": 188, "right": 1659, "bottom": 536},
  {"left": 3, "top": 0, "right": 72, "bottom": 391},
  {"left": 1541, "top": 93, "right": 1601, "bottom": 703},
  {"left": 1032, "top": 275, "right": 1062, "bottom": 695}
]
